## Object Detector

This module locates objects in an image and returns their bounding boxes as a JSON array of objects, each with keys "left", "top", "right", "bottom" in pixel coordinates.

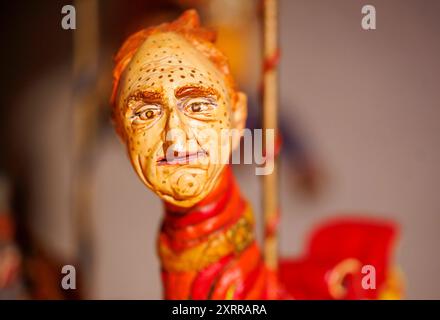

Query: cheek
[
  {"left": 125, "top": 115, "right": 166, "bottom": 153},
  {"left": 211, "top": 104, "right": 231, "bottom": 135},
  {"left": 125, "top": 126, "right": 159, "bottom": 160}
]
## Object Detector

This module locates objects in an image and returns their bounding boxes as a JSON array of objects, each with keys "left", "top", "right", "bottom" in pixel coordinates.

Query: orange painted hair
[{"left": 111, "top": 9, "right": 237, "bottom": 108}]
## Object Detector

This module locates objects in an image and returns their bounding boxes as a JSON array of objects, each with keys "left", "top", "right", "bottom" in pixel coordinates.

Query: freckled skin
[{"left": 115, "top": 32, "right": 247, "bottom": 207}]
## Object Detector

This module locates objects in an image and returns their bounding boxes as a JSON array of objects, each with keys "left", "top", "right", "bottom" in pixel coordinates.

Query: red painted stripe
[
  {"left": 234, "top": 259, "right": 264, "bottom": 299},
  {"left": 164, "top": 179, "right": 233, "bottom": 228},
  {"left": 191, "top": 254, "right": 233, "bottom": 299}
]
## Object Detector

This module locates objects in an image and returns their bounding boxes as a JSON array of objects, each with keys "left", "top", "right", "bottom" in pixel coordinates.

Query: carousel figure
[{"left": 110, "top": 7, "right": 402, "bottom": 299}]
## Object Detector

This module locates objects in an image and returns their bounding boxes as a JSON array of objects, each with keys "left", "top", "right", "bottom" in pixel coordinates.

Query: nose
[{"left": 163, "top": 109, "right": 187, "bottom": 156}]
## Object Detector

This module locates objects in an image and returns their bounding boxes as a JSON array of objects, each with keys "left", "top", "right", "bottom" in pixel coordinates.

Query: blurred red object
[{"left": 279, "top": 217, "right": 403, "bottom": 299}]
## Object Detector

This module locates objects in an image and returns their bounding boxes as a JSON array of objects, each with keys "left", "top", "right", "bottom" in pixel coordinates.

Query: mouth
[{"left": 156, "top": 150, "right": 208, "bottom": 166}]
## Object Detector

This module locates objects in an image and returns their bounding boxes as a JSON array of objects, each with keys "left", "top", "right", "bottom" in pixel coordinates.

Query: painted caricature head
[{"left": 111, "top": 10, "right": 247, "bottom": 207}]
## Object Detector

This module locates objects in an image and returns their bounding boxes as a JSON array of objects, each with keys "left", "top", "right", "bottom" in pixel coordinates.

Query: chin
[
  {"left": 137, "top": 162, "right": 223, "bottom": 207},
  {"left": 160, "top": 191, "right": 207, "bottom": 208},
  {"left": 158, "top": 175, "right": 218, "bottom": 208}
]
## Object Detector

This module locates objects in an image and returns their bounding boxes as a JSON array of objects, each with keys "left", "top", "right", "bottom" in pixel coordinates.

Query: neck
[
  {"left": 157, "top": 166, "right": 267, "bottom": 299},
  {"left": 162, "top": 166, "right": 240, "bottom": 243}
]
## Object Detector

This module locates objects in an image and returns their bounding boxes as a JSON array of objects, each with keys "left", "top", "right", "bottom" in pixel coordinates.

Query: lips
[{"left": 156, "top": 150, "right": 208, "bottom": 166}]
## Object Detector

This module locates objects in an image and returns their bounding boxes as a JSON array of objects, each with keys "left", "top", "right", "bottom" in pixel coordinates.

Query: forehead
[{"left": 119, "top": 32, "right": 228, "bottom": 103}]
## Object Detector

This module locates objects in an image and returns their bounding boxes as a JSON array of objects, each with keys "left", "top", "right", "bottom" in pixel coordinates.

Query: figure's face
[{"left": 115, "top": 32, "right": 246, "bottom": 207}]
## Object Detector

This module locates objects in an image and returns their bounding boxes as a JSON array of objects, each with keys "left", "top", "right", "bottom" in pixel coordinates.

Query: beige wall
[{"left": 277, "top": 0, "right": 440, "bottom": 299}]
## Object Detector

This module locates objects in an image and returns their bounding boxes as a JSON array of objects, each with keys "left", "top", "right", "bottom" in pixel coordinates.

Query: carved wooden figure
[{"left": 111, "top": 10, "right": 402, "bottom": 300}]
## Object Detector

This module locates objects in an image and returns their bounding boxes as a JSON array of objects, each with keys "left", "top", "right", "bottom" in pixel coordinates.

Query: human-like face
[{"left": 115, "top": 32, "right": 246, "bottom": 207}]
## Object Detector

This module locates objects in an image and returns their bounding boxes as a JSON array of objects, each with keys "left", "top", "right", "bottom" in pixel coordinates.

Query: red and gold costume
[
  {"left": 159, "top": 166, "right": 274, "bottom": 299},
  {"left": 158, "top": 165, "right": 402, "bottom": 299}
]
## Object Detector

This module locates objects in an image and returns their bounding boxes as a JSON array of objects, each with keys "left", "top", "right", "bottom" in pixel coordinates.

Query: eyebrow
[
  {"left": 175, "top": 85, "right": 220, "bottom": 99},
  {"left": 127, "top": 90, "right": 163, "bottom": 107}
]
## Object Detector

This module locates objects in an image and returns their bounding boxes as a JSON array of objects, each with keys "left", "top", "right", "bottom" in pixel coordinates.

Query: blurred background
[{"left": 0, "top": 0, "right": 439, "bottom": 299}]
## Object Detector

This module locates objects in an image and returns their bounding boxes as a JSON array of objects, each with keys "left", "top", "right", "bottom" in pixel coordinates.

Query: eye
[
  {"left": 137, "top": 109, "right": 157, "bottom": 120},
  {"left": 183, "top": 98, "right": 217, "bottom": 119},
  {"left": 130, "top": 103, "right": 162, "bottom": 127},
  {"left": 190, "top": 103, "right": 202, "bottom": 112}
]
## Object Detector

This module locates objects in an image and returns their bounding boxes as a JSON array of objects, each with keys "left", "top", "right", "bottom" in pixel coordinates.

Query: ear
[{"left": 231, "top": 91, "right": 247, "bottom": 150}]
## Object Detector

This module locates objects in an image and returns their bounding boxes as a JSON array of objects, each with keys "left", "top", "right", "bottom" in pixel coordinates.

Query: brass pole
[{"left": 262, "top": 0, "right": 279, "bottom": 282}]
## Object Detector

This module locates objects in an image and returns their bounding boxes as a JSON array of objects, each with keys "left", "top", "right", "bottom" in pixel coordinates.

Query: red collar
[{"left": 163, "top": 166, "right": 235, "bottom": 228}]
